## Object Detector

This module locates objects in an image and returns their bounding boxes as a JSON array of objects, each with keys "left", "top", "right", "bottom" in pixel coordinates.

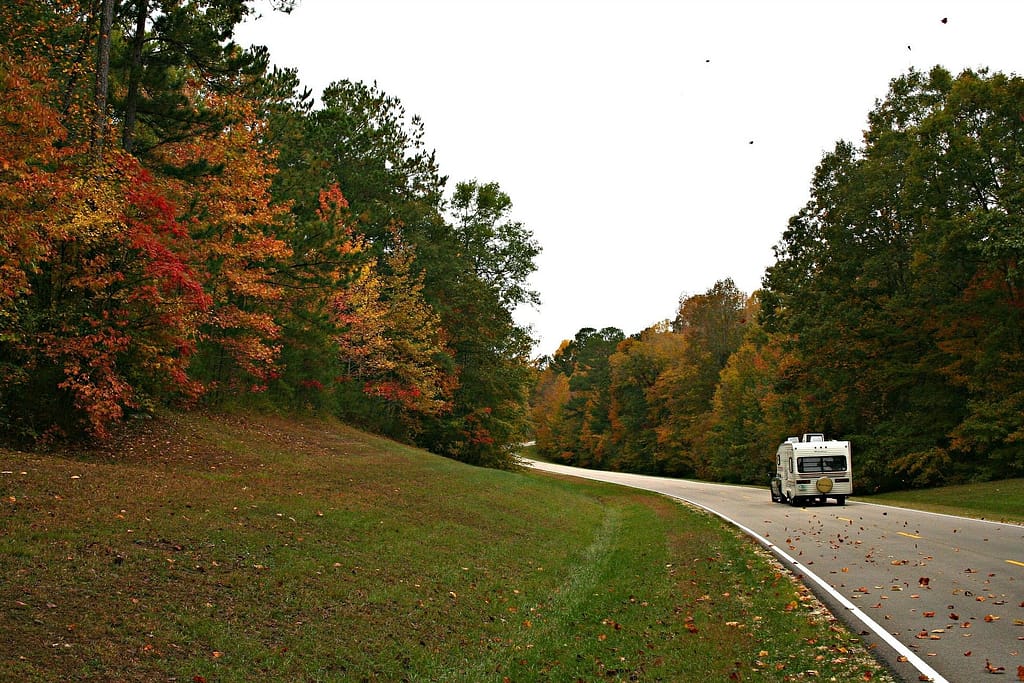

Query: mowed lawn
[
  {"left": 1, "top": 413, "right": 892, "bottom": 682},
  {"left": 865, "top": 478, "right": 1024, "bottom": 524}
]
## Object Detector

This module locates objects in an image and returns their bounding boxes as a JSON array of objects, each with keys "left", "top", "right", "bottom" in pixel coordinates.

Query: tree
[
  {"left": 529, "top": 362, "right": 571, "bottom": 455},
  {"left": 298, "top": 79, "right": 446, "bottom": 250},
  {"left": 0, "top": 47, "right": 211, "bottom": 439},
  {"left": 606, "top": 324, "right": 683, "bottom": 473},
  {"left": 448, "top": 181, "right": 541, "bottom": 310},
  {"left": 259, "top": 76, "right": 540, "bottom": 467},
  {"left": 332, "top": 221, "right": 456, "bottom": 438},
  {"left": 702, "top": 303, "right": 791, "bottom": 484},
  {"left": 536, "top": 327, "right": 625, "bottom": 467},
  {"left": 904, "top": 70, "right": 1024, "bottom": 482},
  {"left": 152, "top": 90, "right": 291, "bottom": 396},
  {"left": 651, "top": 280, "right": 752, "bottom": 476},
  {"left": 109, "top": 0, "right": 273, "bottom": 156},
  {"left": 409, "top": 180, "right": 540, "bottom": 468},
  {"left": 761, "top": 67, "right": 1024, "bottom": 489}
]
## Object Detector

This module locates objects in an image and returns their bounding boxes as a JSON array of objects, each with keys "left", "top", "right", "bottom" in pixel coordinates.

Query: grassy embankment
[
  {"left": 1, "top": 413, "right": 891, "bottom": 682},
  {"left": 865, "top": 478, "right": 1024, "bottom": 524}
]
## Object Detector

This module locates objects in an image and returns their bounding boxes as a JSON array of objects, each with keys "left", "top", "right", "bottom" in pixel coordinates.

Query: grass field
[
  {"left": 863, "top": 477, "right": 1024, "bottom": 523},
  {"left": 1, "top": 412, "right": 892, "bottom": 681}
]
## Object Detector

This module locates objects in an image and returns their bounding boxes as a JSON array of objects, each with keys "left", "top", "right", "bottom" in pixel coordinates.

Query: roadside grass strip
[{"left": 1, "top": 412, "right": 893, "bottom": 681}]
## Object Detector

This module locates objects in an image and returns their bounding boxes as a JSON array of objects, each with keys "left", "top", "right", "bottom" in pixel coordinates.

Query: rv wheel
[{"left": 836, "top": 496, "right": 846, "bottom": 506}]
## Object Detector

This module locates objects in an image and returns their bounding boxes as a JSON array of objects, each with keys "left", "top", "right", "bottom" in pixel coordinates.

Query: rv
[{"left": 770, "top": 433, "right": 852, "bottom": 506}]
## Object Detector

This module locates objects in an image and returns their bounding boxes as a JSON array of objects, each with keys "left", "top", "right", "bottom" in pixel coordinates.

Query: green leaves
[
  {"left": 761, "top": 66, "right": 1024, "bottom": 488},
  {"left": 536, "top": 68, "right": 1024, "bottom": 490}
]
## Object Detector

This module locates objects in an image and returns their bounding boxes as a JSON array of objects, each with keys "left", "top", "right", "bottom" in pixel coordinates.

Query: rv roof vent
[
  {"left": 787, "top": 436, "right": 799, "bottom": 443},
  {"left": 804, "top": 433, "right": 825, "bottom": 442}
]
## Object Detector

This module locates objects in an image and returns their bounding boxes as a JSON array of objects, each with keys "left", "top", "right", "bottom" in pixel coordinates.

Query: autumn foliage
[
  {"left": 531, "top": 67, "right": 1024, "bottom": 490},
  {"left": 1, "top": 49, "right": 210, "bottom": 438},
  {"left": 0, "top": 4, "right": 537, "bottom": 468}
]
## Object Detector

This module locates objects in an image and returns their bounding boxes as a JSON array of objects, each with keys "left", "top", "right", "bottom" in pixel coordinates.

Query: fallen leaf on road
[{"left": 985, "top": 659, "right": 1005, "bottom": 673}]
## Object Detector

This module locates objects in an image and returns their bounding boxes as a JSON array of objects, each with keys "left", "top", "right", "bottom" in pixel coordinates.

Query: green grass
[
  {"left": 863, "top": 478, "right": 1024, "bottom": 523},
  {"left": 1, "top": 412, "right": 891, "bottom": 681}
]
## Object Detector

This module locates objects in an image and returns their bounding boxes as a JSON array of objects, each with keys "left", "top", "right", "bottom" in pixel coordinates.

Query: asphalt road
[{"left": 523, "top": 459, "right": 1024, "bottom": 683}]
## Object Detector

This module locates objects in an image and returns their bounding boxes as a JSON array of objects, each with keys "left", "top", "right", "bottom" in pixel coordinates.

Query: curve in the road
[
  {"left": 674, "top": 493, "right": 948, "bottom": 683},
  {"left": 525, "top": 460, "right": 952, "bottom": 683}
]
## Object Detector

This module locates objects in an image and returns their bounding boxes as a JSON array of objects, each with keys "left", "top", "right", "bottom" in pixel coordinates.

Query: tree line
[
  {"left": 530, "top": 66, "right": 1024, "bottom": 492},
  {"left": 0, "top": 0, "right": 538, "bottom": 468}
]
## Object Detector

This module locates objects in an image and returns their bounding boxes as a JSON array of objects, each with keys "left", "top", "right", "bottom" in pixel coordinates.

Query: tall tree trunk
[
  {"left": 93, "top": 0, "right": 115, "bottom": 151},
  {"left": 122, "top": 0, "right": 149, "bottom": 153}
]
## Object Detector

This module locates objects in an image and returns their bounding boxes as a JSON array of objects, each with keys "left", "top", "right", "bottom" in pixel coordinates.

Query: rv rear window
[{"left": 797, "top": 456, "right": 847, "bottom": 474}]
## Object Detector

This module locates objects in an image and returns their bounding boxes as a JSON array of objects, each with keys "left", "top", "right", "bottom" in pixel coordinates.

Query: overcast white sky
[{"left": 235, "top": 0, "right": 1024, "bottom": 356}]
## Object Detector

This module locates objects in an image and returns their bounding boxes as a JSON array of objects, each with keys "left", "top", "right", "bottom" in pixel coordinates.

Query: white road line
[
  {"left": 856, "top": 500, "right": 1023, "bottom": 527},
  {"left": 668, "top": 493, "right": 949, "bottom": 683}
]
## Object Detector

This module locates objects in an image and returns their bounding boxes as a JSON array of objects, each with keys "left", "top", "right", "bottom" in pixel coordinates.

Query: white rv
[{"left": 770, "top": 433, "right": 852, "bottom": 506}]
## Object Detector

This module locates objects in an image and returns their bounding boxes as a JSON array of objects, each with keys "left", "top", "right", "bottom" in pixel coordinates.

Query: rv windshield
[{"left": 797, "top": 456, "right": 847, "bottom": 474}]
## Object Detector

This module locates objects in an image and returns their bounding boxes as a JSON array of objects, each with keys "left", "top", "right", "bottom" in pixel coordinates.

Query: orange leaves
[
  {"left": 332, "top": 233, "right": 454, "bottom": 418},
  {"left": 143, "top": 91, "right": 293, "bottom": 393},
  {"left": 0, "top": 40, "right": 296, "bottom": 437},
  {"left": 0, "top": 49, "right": 71, "bottom": 309},
  {"left": 317, "top": 184, "right": 351, "bottom": 222},
  {"left": 3, "top": 141, "right": 211, "bottom": 437}
]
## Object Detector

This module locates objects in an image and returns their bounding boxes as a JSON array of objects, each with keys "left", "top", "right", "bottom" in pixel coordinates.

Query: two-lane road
[{"left": 525, "top": 459, "right": 1024, "bottom": 683}]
